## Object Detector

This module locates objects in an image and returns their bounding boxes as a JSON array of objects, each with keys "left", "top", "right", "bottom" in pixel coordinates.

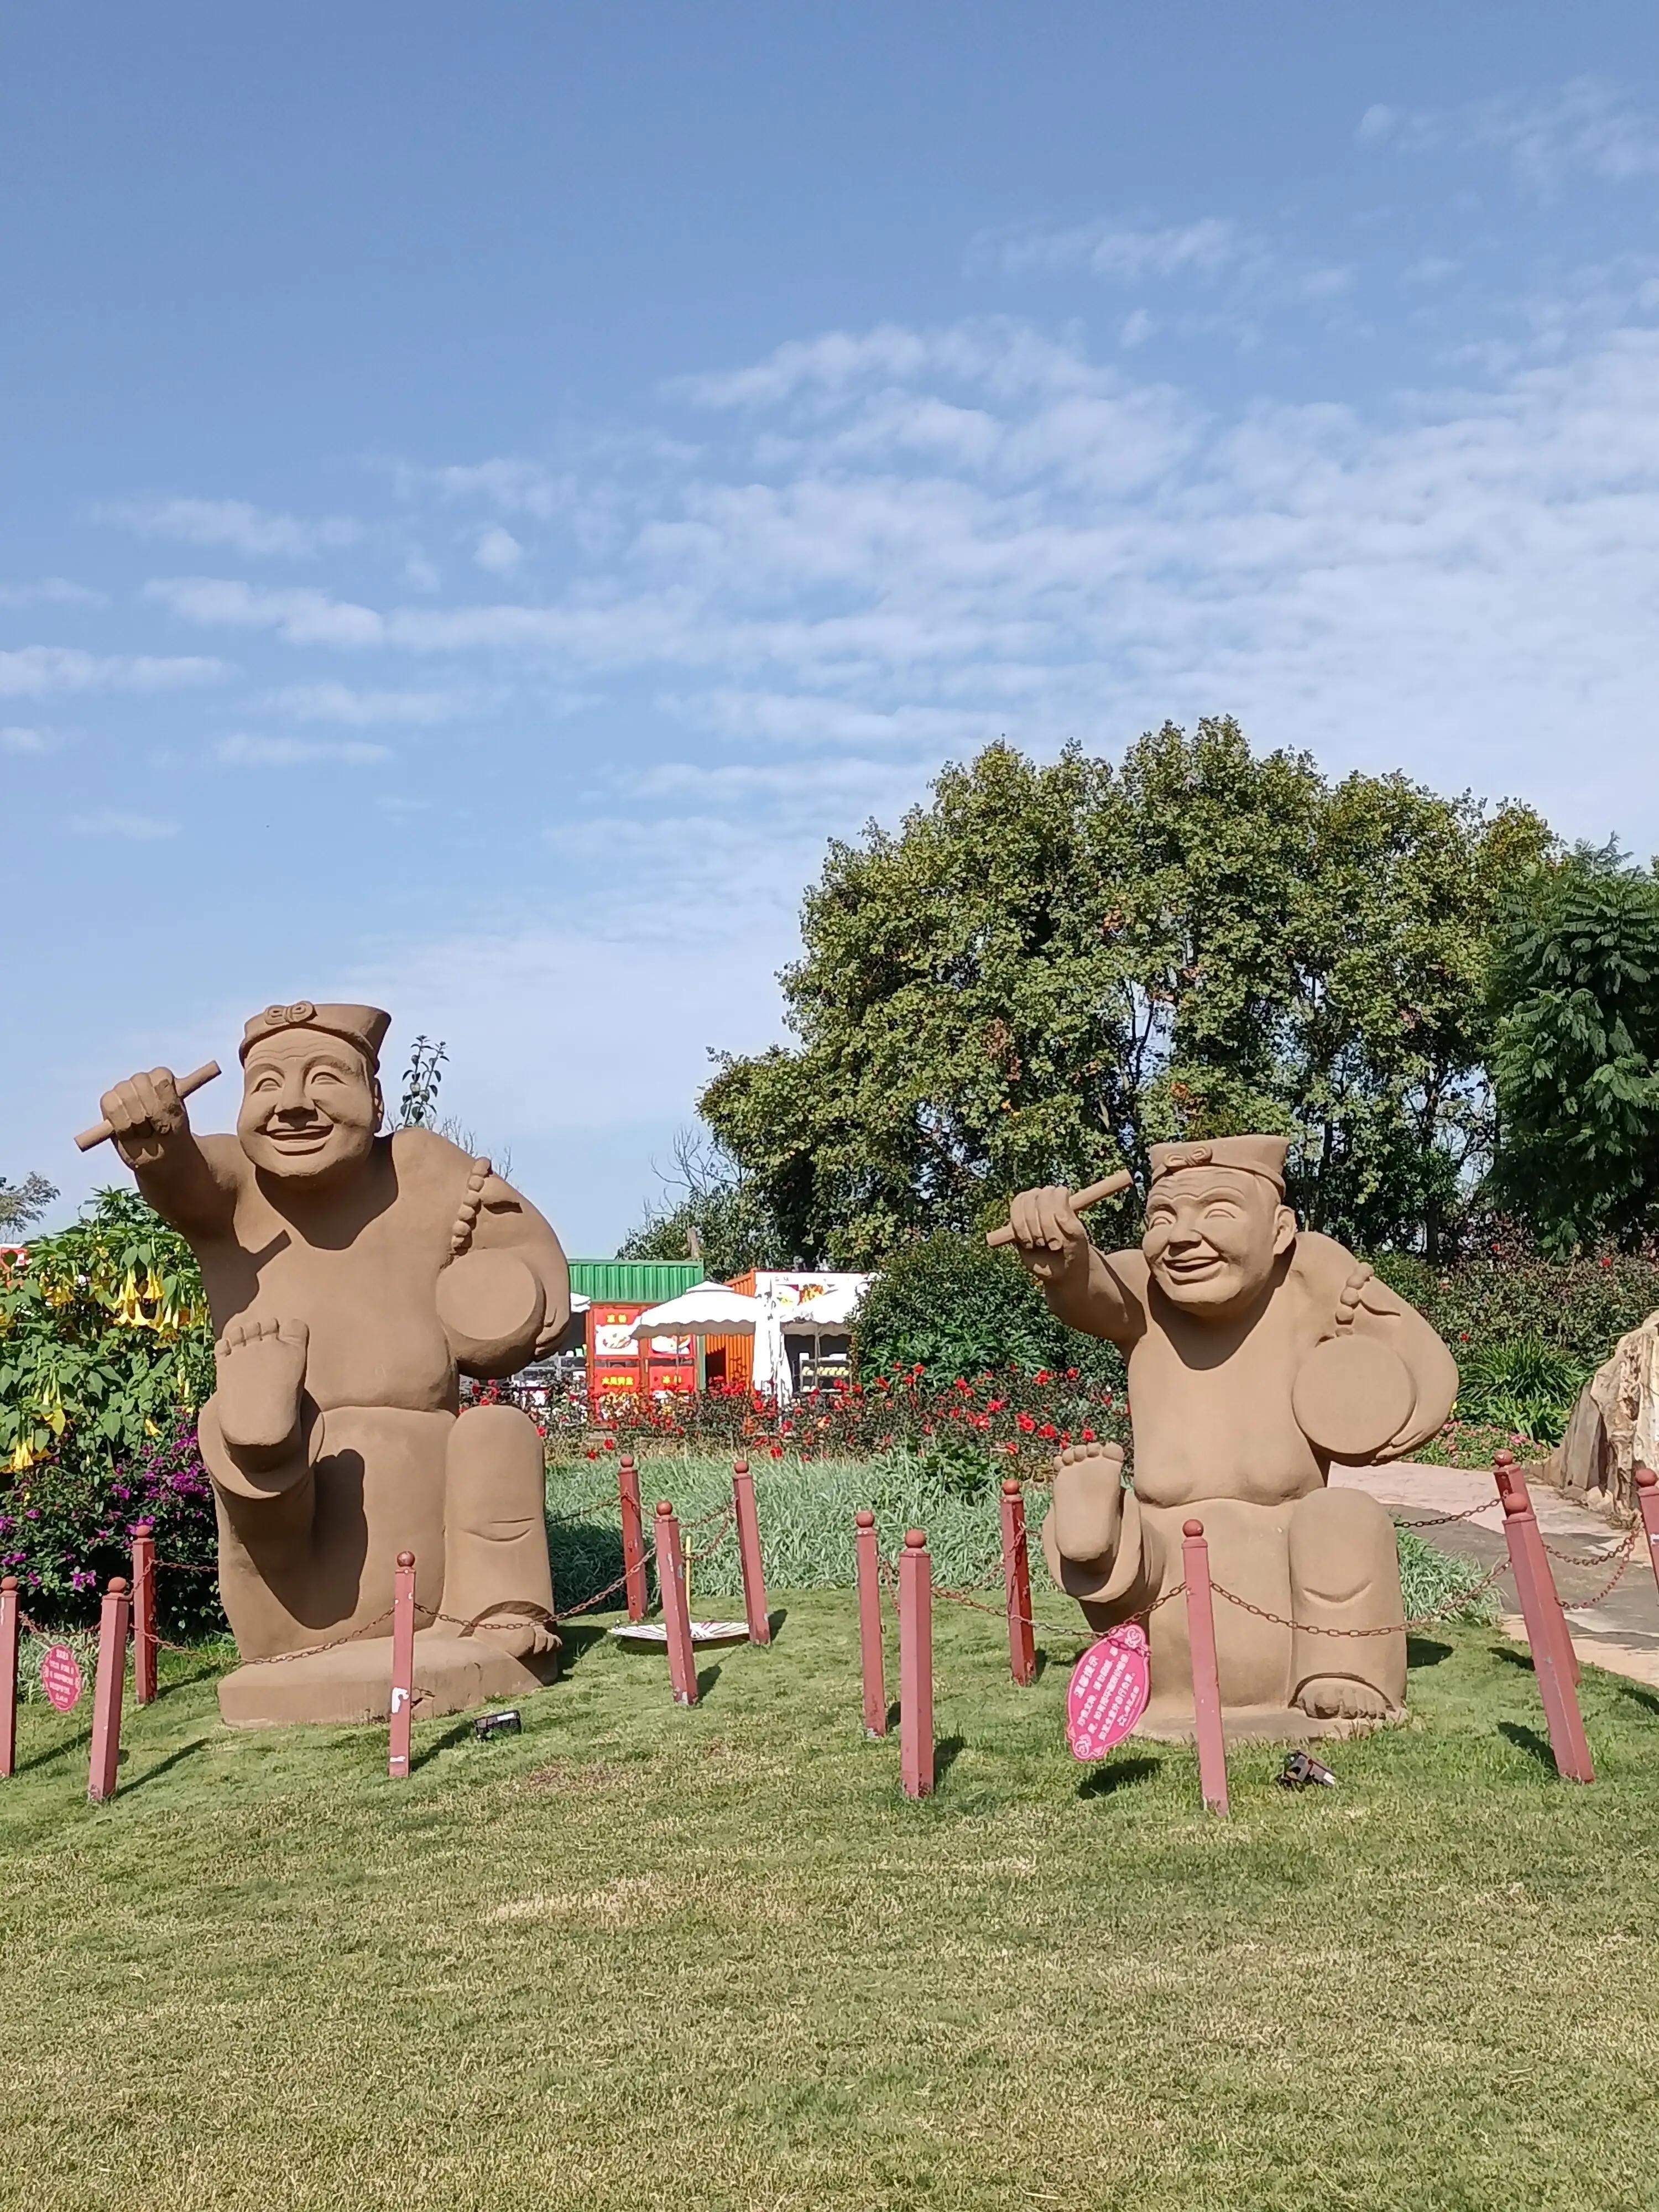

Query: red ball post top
[{"left": 1182, "top": 1519, "right": 1205, "bottom": 1538}]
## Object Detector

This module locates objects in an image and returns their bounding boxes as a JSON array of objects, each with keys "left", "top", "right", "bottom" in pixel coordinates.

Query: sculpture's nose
[{"left": 275, "top": 1067, "right": 312, "bottom": 1118}]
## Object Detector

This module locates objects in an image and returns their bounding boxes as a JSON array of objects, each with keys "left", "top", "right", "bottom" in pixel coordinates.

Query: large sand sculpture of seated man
[
  {"left": 1009, "top": 1138, "right": 1457, "bottom": 1739},
  {"left": 97, "top": 1002, "right": 570, "bottom": 1726}
]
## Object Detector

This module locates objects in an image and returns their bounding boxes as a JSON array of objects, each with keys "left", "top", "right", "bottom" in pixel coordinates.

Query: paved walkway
[{"left": 1332, "top": 1462, "right": 1659, "bottom": 1690}]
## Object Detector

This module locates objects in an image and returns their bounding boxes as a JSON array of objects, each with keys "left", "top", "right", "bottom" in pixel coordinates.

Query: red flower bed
[{"left": 549, "top": 1365, "right": 1129, "bottom": 1481}]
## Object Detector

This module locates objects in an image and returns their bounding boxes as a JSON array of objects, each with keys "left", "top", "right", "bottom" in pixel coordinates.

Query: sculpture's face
[
  {"left": 237, "top": 1031, "right": 382, "bottom": 1186},
  {"left": 1141, "top": 1167, "right": 1295, "bottom": 1317}
]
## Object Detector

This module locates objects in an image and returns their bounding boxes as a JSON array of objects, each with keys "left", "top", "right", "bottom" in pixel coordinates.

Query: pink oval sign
[
  {"left": 1066, "top": 1624, "right": 1150, "bottom": 1760},
  {"left": 40, "top": 1644, "right": 84, "bottom": 1714}
]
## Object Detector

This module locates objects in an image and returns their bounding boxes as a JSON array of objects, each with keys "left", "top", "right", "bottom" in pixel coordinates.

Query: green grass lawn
[{"left": 2, "top": 1592, "right": 1656, "bottom": 2212}]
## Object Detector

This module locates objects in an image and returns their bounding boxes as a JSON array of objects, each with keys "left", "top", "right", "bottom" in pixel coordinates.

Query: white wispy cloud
[
  {"left": 973, "top": 214, "right": 1249, "bottom": 281},
  {"left": 1359, "top": 77, "right": 1659, "bottom": 193},
  {"left": 0, "top": 577, "right": 107, "bottom": 610},
  {"left": 473, "top": 525, "right": 524, "bottom": 575},
  {"left": 101, "top": 497, "right": 364, "bottom": 559},
  {"left": 259, "top": 681, "right": 488, "bottom": 726},
  {"left": 69, "top": 809, "right": 178, "bottom": 839},
  {"left": 968, "top": 216, "right": 1352, "bottom": 317},
  {"left": 1, "top": 724, "right": 50, "bottom": 752},
  {"left": 0, "top": 646, "right": 226, "bottom": 697},
  {"left": 144, "top": 578, "right": 384, "bottom": 646},
  {"left": 118, "top": 302, "right": 1659, "bottom": 859},
  {"left": 213, "top": 733, "right": 393, "bottom": 767}
]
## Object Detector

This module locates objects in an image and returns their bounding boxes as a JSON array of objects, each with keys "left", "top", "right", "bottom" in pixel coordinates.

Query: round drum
[
  {"left": 437, "top": 1249, "right": 546, "bottom": 1374},
  {"left": 1291, "top": 1333, "right": 1416, "bottom": 1462}
]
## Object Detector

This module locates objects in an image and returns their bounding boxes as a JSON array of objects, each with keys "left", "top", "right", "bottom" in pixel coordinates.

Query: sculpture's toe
[{"left": 1293, "top": 1675, "right": 1397, "bottom": 1720}]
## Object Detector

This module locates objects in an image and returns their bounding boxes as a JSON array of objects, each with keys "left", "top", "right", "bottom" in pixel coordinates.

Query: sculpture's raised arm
[
  {"left": 1004, "top": 1182, "right": 1148, "bottom": 1348},
  {"left": 95, "top": 1065, "right": 238, "bottom": 1235}
]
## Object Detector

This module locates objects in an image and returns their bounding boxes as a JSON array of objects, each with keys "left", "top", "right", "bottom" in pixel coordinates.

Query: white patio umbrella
[
  {"left": 625, "top": 1282, "right": 765, "bottom": 1339},
  {"left": 776, "top": 1281, "right": 863, "bottom": 1333},
  {"left": 778, "top": 1279, "right": 864, "bottom": 1391}
]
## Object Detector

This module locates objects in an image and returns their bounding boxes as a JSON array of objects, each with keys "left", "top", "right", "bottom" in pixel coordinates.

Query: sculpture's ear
[
  {"left": 372, "top": 1077, "right": 384, "bottom": 1132},
  {"left": 1272, "top": 1204, "right": 1297, "bottom": 1257}
]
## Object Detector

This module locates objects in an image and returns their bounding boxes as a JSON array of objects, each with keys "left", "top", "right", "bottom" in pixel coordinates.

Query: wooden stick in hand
[
  {"left": 75, "top": 1062, "right": 222, "bottom": 1152},
  {"left": 985, "top": 1168, "right": 1134, "bottom": 1249}
]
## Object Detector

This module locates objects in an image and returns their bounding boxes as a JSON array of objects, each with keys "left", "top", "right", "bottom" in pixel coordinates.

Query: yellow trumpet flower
[{"left": 6, "top": 1437, "right": 33, "bottom": 1473}]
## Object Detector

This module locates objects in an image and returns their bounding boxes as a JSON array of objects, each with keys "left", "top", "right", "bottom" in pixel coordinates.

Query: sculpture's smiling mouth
[
  {"left": 1164, "top": 1252, "right": 1222, "bottom": 1276},
  {"left": 266, "top": 1127, "right": 333, "bottom": 1150}
]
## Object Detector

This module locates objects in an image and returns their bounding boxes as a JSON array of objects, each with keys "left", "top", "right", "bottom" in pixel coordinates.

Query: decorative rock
[{"left": 1552, "top": 1309, "right": 1659, "bottom": 1519}]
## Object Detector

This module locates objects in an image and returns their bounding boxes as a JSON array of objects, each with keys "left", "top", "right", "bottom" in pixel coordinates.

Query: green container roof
[{"left": 568, "top": 1259, "right": 707, "bottom": 1304}]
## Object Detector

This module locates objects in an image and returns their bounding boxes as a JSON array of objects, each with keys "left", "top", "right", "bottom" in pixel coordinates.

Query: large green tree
[
  {"left": 701, "top": 721, "right": 1551, "bottom": 1265},
  {"left": 1489, "top": 849, "right": 1659, "bottom": 1251}
]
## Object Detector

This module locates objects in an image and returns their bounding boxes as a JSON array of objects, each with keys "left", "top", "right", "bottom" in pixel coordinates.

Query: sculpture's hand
[
  {"left": 1048, "top": 1438, "right": 1126, "bottom": 1565},
  {"left": 97, "top": 1067, "right": 191, "bottom": 1173},
  {"left": 1007, "top": 1184, "right": 1093, "bottom": 1291}
]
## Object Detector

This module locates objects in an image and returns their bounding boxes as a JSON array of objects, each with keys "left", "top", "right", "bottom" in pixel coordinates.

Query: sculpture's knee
[
  {"left": 1288, "top": 1487, "right": 1395, "bottom": 1606},
  {"left": 447, "top": 1402, "right": 544, "bottom": 1536}
]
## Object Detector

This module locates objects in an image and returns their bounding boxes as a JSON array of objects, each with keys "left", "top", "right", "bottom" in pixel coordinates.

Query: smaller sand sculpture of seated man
[
  {"left": 96, "top": 1003, "right": 570, "bottom": 1726},
  {"left": 1008, "top": 1138, "right": 1458, "bottom": 1739}
]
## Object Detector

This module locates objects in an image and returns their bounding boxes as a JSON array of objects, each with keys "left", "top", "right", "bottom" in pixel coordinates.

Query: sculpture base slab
[
  {"left": 217, "top": 1627, "right": 561, "bottom": 1729},
  {"left": 1134, "top": 1698, "right": 1405, "bottom": 1746}
]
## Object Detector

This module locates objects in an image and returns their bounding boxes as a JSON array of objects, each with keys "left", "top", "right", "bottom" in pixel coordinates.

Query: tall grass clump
[{"left": 548, "top": 1452, "right": 1494, "bottom": 1625}]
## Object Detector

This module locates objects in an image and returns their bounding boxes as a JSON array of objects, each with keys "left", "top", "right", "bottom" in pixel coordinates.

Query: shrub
[
  {"left": 1, "top": 1410, "right": 223, "bottom": 1636},
  {"left": 851, "top": 1230, "right": 1126, "bottom": 1395},
  {"left": 1372, "top": 1225, "right": 1659, "bottom": 1374},
  {"left": 1451, "top": 1336, "right": 1590, "bottom": 1446},
  {"left": 0, "top": 1188, "right": 213, "bottom": 1478}
]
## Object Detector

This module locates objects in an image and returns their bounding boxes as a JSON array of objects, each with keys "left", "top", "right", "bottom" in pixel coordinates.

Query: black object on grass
[
  {"left": 474, "top": 1709, "right": 522, "bottom": 1741},
  {"left": 1277, "top": 1750, "right": 1337, "bottom": 1790}
]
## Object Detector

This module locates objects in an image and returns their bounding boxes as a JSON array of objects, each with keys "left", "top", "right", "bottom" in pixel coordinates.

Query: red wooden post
[
  {"left": 854, "top": 1510, "right": 886, "bottom": 1737},
  {"left": 388, "top": 1550, "right": 416, "bottom": 1780},
  {"left": 131, "top": 1520, "right": 157, "bottom": 1706},
  {"left": 1498, "top": 1488, "right": 1594, "bottom": 1782},
  {"left": 732, "top": 1457, "right": 771, "bottom": 1645},
  {"left": 0, "top": 1576, "right": 17, "bottom": 1780},
  {"left": 898, "top": 1528, "right": 934, "bottom": 1799},
  {"left": 1635, "top": 1468, "right": 1659, "bottom": 1599},
  {"left": 617, "top": 1452, "right": 649, "bottom": 1623},
  {"left": 1180, "top": 1520, "right": 1229, "bottom": 1815},
  {"left": 1000, "top": 1478, "right": 1037, "bottom": 1687},
  {"left": 1494, "top": 1450, "right": 1577, "bottom": 1683},
  {"left": 87, "top": 1576, "right": 131, "bottom": 1803},
  {"left": 654, "top": 1502, "right": 699, "bottom": 1705}
]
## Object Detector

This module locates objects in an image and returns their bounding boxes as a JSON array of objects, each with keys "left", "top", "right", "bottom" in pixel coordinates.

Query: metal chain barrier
[
  {"left": 1207, "top": 1556, "right": 1513, "bottom": 1638},
  {"left": 1389, "top": 1501, "right": 1504, "bottom": 1530}
]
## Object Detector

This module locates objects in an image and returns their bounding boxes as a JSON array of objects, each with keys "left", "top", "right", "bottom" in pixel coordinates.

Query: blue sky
[{"left": 7, "top": 3, "right": 1659, "bottom": 1253}]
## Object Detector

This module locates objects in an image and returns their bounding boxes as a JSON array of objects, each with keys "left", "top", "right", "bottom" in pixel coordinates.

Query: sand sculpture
[
  {"left": 92, "top": 1003, "right": 568, "bottom": 1726},
  {"left": 1008, "top": 1138, "right": 1458, "bottom": 1739}
]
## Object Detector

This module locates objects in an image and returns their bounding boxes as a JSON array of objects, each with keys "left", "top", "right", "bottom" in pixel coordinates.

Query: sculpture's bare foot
[
  {"left": 1294, "top": 1676, "right": 1397, "bottom": 1721},
  {"left": 214, "top": 1316, "right": 309, "bottom": 1453},
  {"left": 467, "top": 1611, "right": 560, "bottom": 1660},
  {"left": 1049, "top": 1437, "right": 1126, "bottom": 1564}
]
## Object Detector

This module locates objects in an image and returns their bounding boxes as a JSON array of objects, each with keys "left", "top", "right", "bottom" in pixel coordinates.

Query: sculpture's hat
[
  {"left": 1147, "top": 1135, "right": 1289, "bottom": 1195},
  {"left": 239, "top": 1001, "right": 392, "bottom": 1070}
]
